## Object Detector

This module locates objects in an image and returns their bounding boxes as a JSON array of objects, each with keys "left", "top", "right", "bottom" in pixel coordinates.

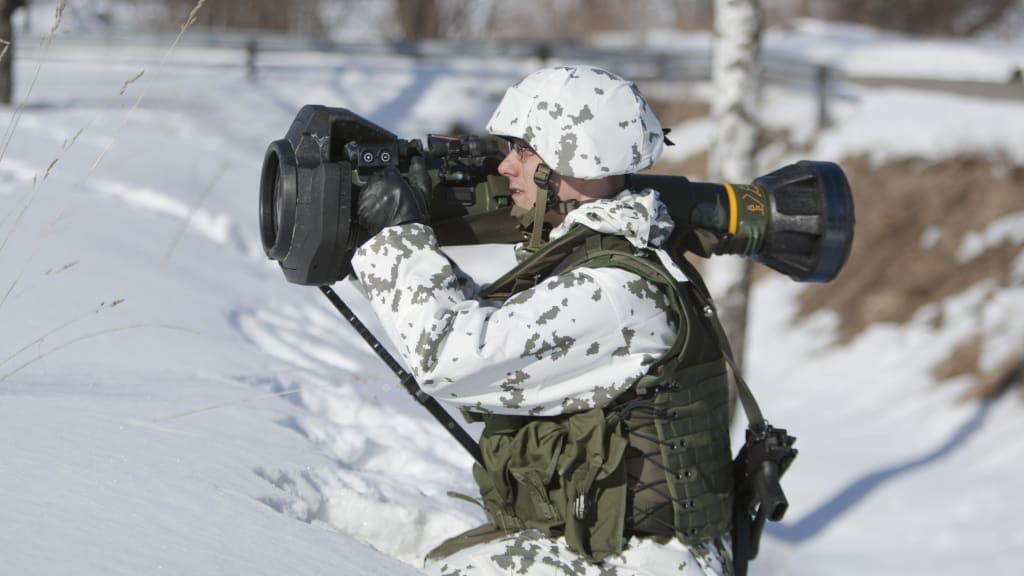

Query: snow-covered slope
[{"left": 1, "top": 17, "right": 1022, "bottom": 576}]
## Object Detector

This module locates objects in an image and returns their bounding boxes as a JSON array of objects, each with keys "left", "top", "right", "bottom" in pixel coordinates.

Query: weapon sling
[
  {"left": 675, "top": 258, "right": 797, "bottom": 576},
  {"left": 579, "top": 242, "right": 795, "bottom": 576}
]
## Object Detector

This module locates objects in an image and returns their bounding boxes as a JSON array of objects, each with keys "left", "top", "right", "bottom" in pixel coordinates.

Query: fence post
[
  {"left": 816, "top": 65, "right": 831, "bottom": 130},
  {"left": 246, "top": 39, "right": 258, "bottom": 81},
  {"left": 536, "top": 42, "right": 551, "bottom": 65}
]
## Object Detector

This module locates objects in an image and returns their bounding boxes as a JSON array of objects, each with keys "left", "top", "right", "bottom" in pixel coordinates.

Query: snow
[
  {"left": 957, "top": 211, "right": 1024, "bottom": 263},
  {"left": 810, "top": 88, "right": 1024, "bottom": 167},
  {"left": 764, "top": 19, "right": 1024, "bottom": 82},
  {"left": 1, "top": 11, "right": 1023, "bottom": 576},
  {"left": 748, "top": 276, "right": 1024, "bottom": 575}
]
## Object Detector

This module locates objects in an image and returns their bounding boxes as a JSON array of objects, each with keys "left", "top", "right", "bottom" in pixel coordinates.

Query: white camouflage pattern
[
  {"left": 352, "top": 191, "right": 725, "bottom": 573},
  {"left": 350, "top": 189, "right": 680, "bottom": 417},
  {"left": 487, "top": 66, "right": 665, "bottom": 179},
  {"left": 424, "top": 531, "right": 732, "bottom": 576}
]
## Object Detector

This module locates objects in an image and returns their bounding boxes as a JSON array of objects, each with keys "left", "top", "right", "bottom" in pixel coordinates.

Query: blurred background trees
[
  {"left": 160, "top": 0, "right": 327, "bottom": 36},
  {"left": 23, "top": 0, "right": 1021, "bottom": 39},
  {"left": 806, "top": 0, "right": 1019, "bottom": 36}
]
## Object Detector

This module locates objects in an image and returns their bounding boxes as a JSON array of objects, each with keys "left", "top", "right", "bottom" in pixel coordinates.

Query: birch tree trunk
[{"left": 706, "top": 0, "right": 762, "bottom": 372}]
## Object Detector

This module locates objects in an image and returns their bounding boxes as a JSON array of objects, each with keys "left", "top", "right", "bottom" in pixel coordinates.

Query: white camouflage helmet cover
[{"left": 487, "top": 66, "right": 665, "bottom": 179}]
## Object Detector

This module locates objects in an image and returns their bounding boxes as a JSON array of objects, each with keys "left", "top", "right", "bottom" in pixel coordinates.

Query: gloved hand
[{"left": 356, "top": 156, "right": 431, "bottom": 237}]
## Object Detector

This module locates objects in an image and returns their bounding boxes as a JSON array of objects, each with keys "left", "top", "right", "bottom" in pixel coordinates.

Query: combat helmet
[
  {"left": 487, "top": 66, "right": 666, "bottom": 249},
  {"left": 487, "top": 65, "right": 665, "bottom": 179}
]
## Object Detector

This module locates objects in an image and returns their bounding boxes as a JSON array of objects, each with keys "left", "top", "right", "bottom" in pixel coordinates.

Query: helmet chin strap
[
  {"left": 522, "top": 163, "right": 584, "bottom": 252},
  {"left": 525, "top": 163, "right": 554, "bottom": 251}
]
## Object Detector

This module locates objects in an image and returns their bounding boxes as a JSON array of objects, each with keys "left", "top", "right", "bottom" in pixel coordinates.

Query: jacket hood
[{"left": 549, "top": 188, "right": 675, "bottom": 250}]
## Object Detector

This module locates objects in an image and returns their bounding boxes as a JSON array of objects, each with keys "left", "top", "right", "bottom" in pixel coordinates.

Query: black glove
[{"left": 356, "top": 156, "right": 431, "bottom": 237}]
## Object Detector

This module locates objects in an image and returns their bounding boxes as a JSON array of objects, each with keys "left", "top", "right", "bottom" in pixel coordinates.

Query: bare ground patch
[
  {"left": 647, "top": 98, "right": 710, "bottom": 129},
  {"left": 647, "top": 98, "right": 712, "bottom": 180},
  {"left": 797, "top": 155, "right": 1024, "bottom": 399}
]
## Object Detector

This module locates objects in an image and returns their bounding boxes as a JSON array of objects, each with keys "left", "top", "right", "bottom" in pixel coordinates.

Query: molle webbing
[{"left": 572, "top": 238, "right": 734, "bottom": 544}]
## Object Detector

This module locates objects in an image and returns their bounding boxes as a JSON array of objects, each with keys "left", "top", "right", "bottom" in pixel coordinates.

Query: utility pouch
[{"left": 474, "top": 407, "right": 629, "bottom": 562}]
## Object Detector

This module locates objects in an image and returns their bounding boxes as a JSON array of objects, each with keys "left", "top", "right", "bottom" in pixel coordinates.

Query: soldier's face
[{"left": 498, "top": 138, "right": 543, "bottom": 210}]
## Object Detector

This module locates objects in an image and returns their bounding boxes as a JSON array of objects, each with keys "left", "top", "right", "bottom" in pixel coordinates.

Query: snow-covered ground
[{"left": 1, "top": 13, "right": 1023, "bottom": 576}]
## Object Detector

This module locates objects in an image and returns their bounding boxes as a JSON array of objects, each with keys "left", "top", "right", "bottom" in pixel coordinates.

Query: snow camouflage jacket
[
  {"left": 351, "top": 188, "right": 682, "bottom": 417},
  {"left": 352, "top": 189, "right": 733, "bottom": 575}
]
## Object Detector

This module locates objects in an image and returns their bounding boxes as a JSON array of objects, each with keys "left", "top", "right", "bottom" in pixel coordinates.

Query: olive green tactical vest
[{"left": 470, "top": 226, "right": 734, "bottom": 562}]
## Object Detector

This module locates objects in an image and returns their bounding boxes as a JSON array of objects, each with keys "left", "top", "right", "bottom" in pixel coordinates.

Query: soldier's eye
[{"left": 503, "top": 138, "right": 534, "bottom": 161}]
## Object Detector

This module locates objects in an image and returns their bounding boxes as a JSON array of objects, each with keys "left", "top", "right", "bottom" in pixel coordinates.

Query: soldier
[{"left": 352, "top": 66, "right": 735, "bottom": 575}]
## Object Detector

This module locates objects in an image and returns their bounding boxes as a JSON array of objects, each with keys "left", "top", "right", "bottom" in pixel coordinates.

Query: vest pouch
[{"left": 474, "top": 407, "right": 629, "bottom": 562}]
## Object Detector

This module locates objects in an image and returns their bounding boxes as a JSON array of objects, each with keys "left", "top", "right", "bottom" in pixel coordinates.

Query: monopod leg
[{"left": 319, "top": 285, "right": 484, "bottom": 466}]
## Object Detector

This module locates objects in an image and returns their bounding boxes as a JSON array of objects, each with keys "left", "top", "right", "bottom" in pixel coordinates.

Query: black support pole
[{"left": 319, "top": 285, "right": 484, "bottom": 466}]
